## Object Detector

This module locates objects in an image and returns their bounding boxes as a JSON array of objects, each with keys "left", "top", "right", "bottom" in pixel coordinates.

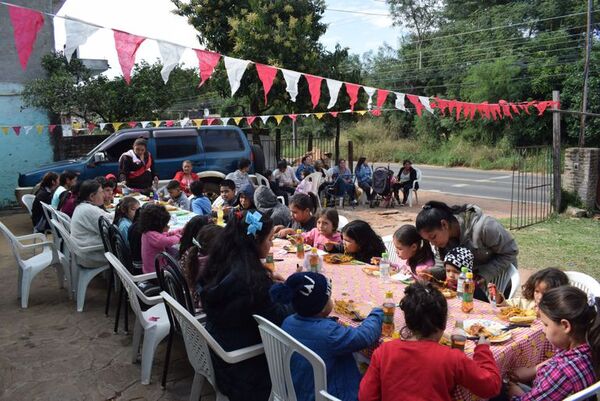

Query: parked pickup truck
[{"left": 16, "top": 126, "right": 265, "bottom": 201}]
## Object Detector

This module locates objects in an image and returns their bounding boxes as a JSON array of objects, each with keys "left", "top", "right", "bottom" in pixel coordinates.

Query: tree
[{"left": 21, "top": 52, "right": 201, "bottom": 124}]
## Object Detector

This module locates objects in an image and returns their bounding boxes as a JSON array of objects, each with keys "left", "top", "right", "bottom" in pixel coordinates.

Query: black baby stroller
[{"left": 372, "top": 166, "right": 396, "bottom": 208}]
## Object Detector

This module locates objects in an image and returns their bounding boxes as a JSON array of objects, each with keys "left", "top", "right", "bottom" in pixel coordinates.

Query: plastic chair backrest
[
  {"left": 50, "top": 220, "right": 77, "bottom": 263},
  {"left": 414, "top": 167, "right": 422, "bottom": 181},
  {"left": 562, "top": 380, "right": 600, "bottom": 401},
  {"left": 98, "top": 216, "right": 113, "bottom": 253},
  {"left": 22, "top": 194, "right": 35, "bottom": 216},
  {"left": 0, "top": 222, "right": 24, "bottom": 266},
  {"left": 338, "top": 215, "right": 349, "bottom": 231},
  {"left": 155, "top": 252, "right": 195, "bottom": 315},
  {"left": 381, "top": 234, "right": 401, "bottom": 266},
  {"left": 254, "top": 314, "right": 338, "bottom": 401},
  {"left": 489, "top": 264, "right": 520, "bottom": 299},
  {"left": 305, "top": 172, "right": 323, "bottom": 194},
  {"left": 112, "top": 226, "right": 136, "bottom": 274},
  {"left": 105, "top": 252, "right": 152, "bottom": 330},
  {"left": 161, "top": 291, "right": 218, "bottom": 388},
  {"left": 54, "top": 211, "right": 71, "bottom": 233},
  {"left": 566, "top": 271, "right": 600, "bottom": 298},
  {"left": 255, "top": 173, "right": 270, "bottom": 187},
  {"left": 41, "top": 203, "right": 62, "bottom": 248},
  {"left": 161, "top": 292, "right": 263, "bottom": 364}
]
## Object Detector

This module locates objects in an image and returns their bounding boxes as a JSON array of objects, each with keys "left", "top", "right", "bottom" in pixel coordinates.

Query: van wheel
[{"left": 251, "top": 145, "right": 266, "bottom": 175}]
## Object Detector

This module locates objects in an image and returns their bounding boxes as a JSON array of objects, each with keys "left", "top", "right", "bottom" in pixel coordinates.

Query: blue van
[{"left": 16, "top": 126, "right": 265, "bottom": 199}]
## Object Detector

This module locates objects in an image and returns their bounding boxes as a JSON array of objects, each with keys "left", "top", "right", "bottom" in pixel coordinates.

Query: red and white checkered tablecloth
[{"left": 272, "top": 239, "right": 552, "bottom": 401}]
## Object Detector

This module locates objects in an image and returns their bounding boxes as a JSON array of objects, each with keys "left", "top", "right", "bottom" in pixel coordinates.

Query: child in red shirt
[{"left": 359, "top": 282, "right": 501, "bottom": 401}]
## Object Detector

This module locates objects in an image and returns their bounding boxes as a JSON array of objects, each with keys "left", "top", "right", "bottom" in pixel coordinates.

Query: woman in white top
[
  {"left": 392, "top": 159, "right": 419, "bottom": 206},
  {"left": 70, "top": 179, "right": 113, "bottom": 268}
]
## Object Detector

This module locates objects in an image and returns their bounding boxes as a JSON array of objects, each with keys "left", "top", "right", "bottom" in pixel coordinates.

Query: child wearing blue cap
[{"left": 270, "top": 272, "right": 383, "bottom": 401}]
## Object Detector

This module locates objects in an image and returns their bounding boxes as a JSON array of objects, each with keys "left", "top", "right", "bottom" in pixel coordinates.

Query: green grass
[{"left": 503, "top": 216, "right": 600, "bottom": 279}]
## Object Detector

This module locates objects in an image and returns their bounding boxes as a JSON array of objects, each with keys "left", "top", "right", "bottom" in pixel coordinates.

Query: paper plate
[
  {"left": 464, "top": 319, "right": 506, "bottom": 337},
  {"left": 283, "top": 244, "right": 312, "bottom": 253}
]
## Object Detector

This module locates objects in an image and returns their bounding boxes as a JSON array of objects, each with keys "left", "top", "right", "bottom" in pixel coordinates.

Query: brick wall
[
  {"left": 55, "top": 134, "right": 109, "bottom": 160},
  {"left": 563, "top": 147, "right": 600, "bottom": 209}
]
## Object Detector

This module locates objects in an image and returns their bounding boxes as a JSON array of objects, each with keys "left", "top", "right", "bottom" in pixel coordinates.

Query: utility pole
[{"left": 579, "top": 0, "right": 593, "bottom": 147}]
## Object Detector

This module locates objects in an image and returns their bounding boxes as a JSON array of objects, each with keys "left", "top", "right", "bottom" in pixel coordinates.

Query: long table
[{"left": 271, "top": 239, "right": 552, "bottom": 401}]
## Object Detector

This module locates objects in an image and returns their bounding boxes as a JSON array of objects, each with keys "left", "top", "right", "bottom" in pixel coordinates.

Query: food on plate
[
  {"left": 362, "top": 266, "right": 380, "bottom": 277},
  {"left": 439, "top": 334, "right": 452, "bottom": 347},
  {"left": 441, "top": 289, "right": 457, "bottom": 298},
  {"left": 370, "top": 256, "right": 381, "bottom": 266},
  {"left": 333, "top": 299, "right": 365, "bottom": 320},
  {"left": 498, "top": 306, "right": 537, "bottom": 323},
  {"left": 165, "top": 205, "right": 178, "bottom": 212},
  {"left": 283, "top": 244, "right": 312, "bottom": 253},
  {"left": 323, "top": 254, "right": 354, "bottom": 264},
  {"left": 467, "top": 323, "right": 495, "bottom": 338}
]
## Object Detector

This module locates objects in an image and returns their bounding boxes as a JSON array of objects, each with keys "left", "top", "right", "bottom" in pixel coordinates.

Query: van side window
[
  {"left": 105, "top": 138, "right": 136, "bottom": 161},
  {"left": 200, "top": 130, "right": 245, "bottom": 152},
  {"left": 156, "top": 136, "right": 198, "bottom": 159}
]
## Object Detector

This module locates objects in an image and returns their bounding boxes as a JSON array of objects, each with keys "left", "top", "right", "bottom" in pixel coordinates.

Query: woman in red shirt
[
  {"left": 359, "top": 282, "right": 501, "bottom": 401},
  {"left": 173, "top": 160, "right": 199, "bottom": 195}
]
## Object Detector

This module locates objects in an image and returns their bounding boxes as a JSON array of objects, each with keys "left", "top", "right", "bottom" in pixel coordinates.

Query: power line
[{"left": 325, "top": 8, "right": 390, "bottom": 17}]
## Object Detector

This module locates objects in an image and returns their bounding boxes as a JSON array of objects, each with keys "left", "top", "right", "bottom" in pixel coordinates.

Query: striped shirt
[{"left": 513, "top": 343, "right": 595, "bottom": 401}]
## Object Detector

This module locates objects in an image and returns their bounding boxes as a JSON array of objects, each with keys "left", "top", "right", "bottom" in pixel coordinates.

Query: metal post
[
  {"left": 308, "top": 132, "right": 313, "bottom": 152},
  {"left": 335, "top": 118, "right": 340, "bottom": 165},
  {"left": 348, "top": 141, "right": 354, "bottom": 174},
  {"left": 275, "top": 128, "right": 281, "bottom": 162},
  {"left": 579, "top": 0, "right": 593, "bottom": 147},
  {"left": 552, "top": 90, "right": 562, "bottom": 212}
]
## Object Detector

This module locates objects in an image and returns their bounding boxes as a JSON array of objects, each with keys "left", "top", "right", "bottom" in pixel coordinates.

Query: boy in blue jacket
[{"left": 270, "top": 272, "right": 383, "bottom": 401}]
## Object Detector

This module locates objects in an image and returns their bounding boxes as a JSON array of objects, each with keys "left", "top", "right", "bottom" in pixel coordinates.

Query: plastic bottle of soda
[
  {"left": 265, "top": 252, "right": 275, "bottom": 272},
  {"left": 216, "top": 205, "right": 224, "bottom": 226},
  {"left": 153, "top": 190, "right": 159, "bottom": 202},
  {"left": 382, "top": 291, "right": 395, "bottom": 337},
  {"left": 296, "top": 229, "right": 305, "bottom": 259},
  {"left": 379, "top": 252, "right": 390, "bottom": 282},
  {"left": 456, "top": 267, "right": 468, "bottom": 299},
  {"left": 309, "top": 247, "right": 319, "bottom": 272},
  {"left": 450, "top": 320, "right": 467, "bottom": 351},
  {"left": 462, "top": 272, "right": 475, "bottom": 313}
]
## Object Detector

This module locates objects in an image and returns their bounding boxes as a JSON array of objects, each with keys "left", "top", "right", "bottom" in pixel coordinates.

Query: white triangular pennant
[
  {"left": 326, "top": 79, "right": 343, "bottom": 109},
  {"left": 157, "top": 40, "right": 185, "bottom": 84},
  {"left": 64, "top": 19, "right": 99, "bottom": 62},
  {"left": 364, "top": 87, "right": 377, "bottom": 110},
  {"left": 23, "top": 126, "right": 33, "bottom": 135},
  {"left": 281, "top": 69, "right": 302, "bottom": 102},
  {"left": 260, "top": 115, "right": 271, "bottom": 124},
  {"left": 179, "top": 118, "right": 189, "bottom": 127},
  {"left": 61, "top": 124, "right": 72, "bottom": 137},
  {"left": 394, "top": 92, "right": 408, "bottom": 112},
  {"left": 99, "top": 123, "right": 107, "bottom": 131},
  {"left": 141, "top": 121, "right": 150, "bottom": 128},
  {"left": 221, "top": 117, "right": 230, "bottom": 125},
  {"left": 223, "top": 56, "right": 250, "bottom": 96},
  {"left": 419, "top": 96, "right": 434, "bottom": 114}
]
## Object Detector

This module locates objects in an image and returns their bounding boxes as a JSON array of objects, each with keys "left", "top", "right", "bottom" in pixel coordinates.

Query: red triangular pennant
[
  {"left": 246, "top": 116, "right": 257, "bottom": 126},
  {"left": 330, "top": 111, "right": 339, "bottom": 118},
  {"left": 166, "top": 120, "right": 174, "bottom": 127},
  {"left": 370, "top": 109, "right": 381, "bottom": 116},
  {"left": 434, "top": 98, "right": 448, "bottom": 116},
  {"left": 255, "top": 64, "right": 278, "bottom": 105},
  {"left": 406, "top": 94, "right": 424, "bottom": 116},
  {"left": 510, "top": 103, "right": 520, "bottom": 115},
  {"left": 289, "top": 114, "right": 298, "bottom": 122},
  {"left": 304, "top": 74, "right": 323, "bottom": 109},
  {"left": 113, "top": 30, "right": 146, "bottom": 84},
  {"left": 499, "top": 100, "right": 512, "bottom": 119},
  {"left": 345, "top": 83, "right": 360, "bottom": 111},
  {"left": 455, "top": 102, "right": 463, "bottom": 121},
  {"left": 8, "top": 5, "right": 45, "bottom": 70},
  {"left": 195, "top": 49, "right": 221, "bottom": 86},
  {"left": 206, "top": 118, "right": 216, "bottom": 126},
  {"left": 13, "top": 126, "right": 21, "bottom": 136},
  {"left": 87, "top": 123, "right": 96, "bottom": 132},
  {"left": 376, "top": 89, "right": 389, "bottom": 110},
  {"left": 128, "top": 121, "right": 137, "bottom": 128},
  {"left": 48, "top": 124, "right": 56, "bottom": 134}
]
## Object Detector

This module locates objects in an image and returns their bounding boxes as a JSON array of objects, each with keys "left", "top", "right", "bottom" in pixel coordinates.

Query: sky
[{"left": 54, "top": 0, "right": 403, "bottom": 78}]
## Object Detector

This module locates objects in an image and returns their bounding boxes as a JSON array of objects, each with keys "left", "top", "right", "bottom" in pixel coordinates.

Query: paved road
[{"left": 369, "top": 163, "right": 515, "bottom": 201}]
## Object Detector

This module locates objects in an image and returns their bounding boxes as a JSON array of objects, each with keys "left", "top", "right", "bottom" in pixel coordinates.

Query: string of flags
[{"left": 1, "top": 1, "right": 560, "bottom": 134}]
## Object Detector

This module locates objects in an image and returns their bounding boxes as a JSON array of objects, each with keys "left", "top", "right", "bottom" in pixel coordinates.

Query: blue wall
[{"left": 0, "top": 83, "right": 53, "bottom": 207}]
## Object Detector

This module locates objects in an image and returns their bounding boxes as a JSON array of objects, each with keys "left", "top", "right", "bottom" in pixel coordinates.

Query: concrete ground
[{"left": 0, "top": 192, "right": 516, "bottom": 400}]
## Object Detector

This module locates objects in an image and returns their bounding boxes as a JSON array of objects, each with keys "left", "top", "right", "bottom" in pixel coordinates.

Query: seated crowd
[{"left": 27, "top": 149, "right": 599, "bottom": 401}]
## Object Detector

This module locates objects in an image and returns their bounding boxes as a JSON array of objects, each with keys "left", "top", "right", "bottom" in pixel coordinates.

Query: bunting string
[{"left": 1, "top": 1, "right": 560, "bottom": 128}]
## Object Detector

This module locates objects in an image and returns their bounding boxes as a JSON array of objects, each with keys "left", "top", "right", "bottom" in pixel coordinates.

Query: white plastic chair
[
  {"left": 337, "top": 215, "right": 349, "bottom": 231},
  {"left": 489, "top": 264, "right": 520, "bottom": 300},
  {"left": 381, "top": 234, "right": 401, "bottom": 266},
  {"left": 255, "top": 173, "right": 270, "bottom": 187},
  {"left": 105, "top": 252, "right": 166, "bottom": 385},
  {"left": 563, "top": 380, "right": 600, "bottom": 401},
  {"left": 254, "top": 315, "right": 342, "bottom": 401},
  {"left": 0, "top": 222, "right": 66, "bottom": 308},
  {"left": 407, "top": 167, "right": 422, "bottom": 207},
  {"left": 162, "top": 291, "right": 264, "bottom": 401},
  {"left": 566, "top": 271, "right": 600, "bottom": 298},
  {"left": 277, "top": 196, "right": 286, "bottom": 205},
  {"left": 305, "top": 172, "right": 324, "bottom": 195},
  {"left": 54, "top": 210, "right": 72, "bottom": 233},
  {"left": 40, "top": 203, "right": 72, "bottom": 292},
  {"left": 51, "top": 220, "right": 109, "bottom": 312},
  {"left": 248, "top": 174, "right": 258, "bottom": 186},
  {"left": 21, "top": 194, "right": 35, "bottom": 216}
]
